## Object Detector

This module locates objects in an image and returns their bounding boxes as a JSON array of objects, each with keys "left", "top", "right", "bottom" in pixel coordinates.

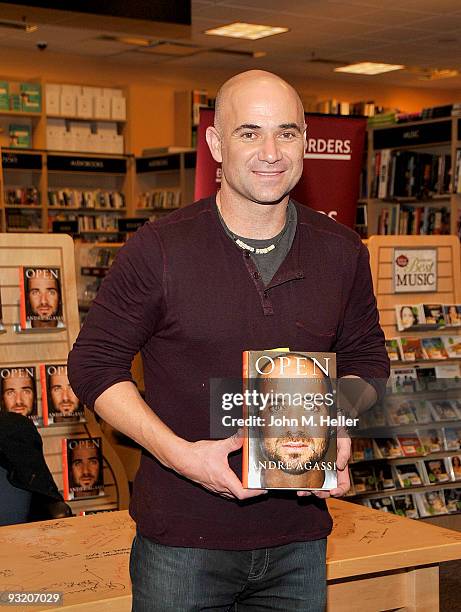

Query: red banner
[{"left": 194, "top": 109, "right": 366, "bottom": 229}]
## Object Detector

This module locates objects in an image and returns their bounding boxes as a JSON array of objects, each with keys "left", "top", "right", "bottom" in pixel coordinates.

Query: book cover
[
  {"left": 242, "top": 350, "right": 337, "bottom": 491},
  {"left": 442, "top": 335, "right": 461, "bottom": 358},
  {"left": 421, "top": 337, "right": 448, "bottom": 360},
  {"left": 419, "top": 428, "right": 444, "bottom": 454},
  {"left": 422, "top": 304, "right": 446, "bottom": 327},
  {"left": 385, "top": 338, "right": 402, "bottom": 361},
  {"left": 424, "top": 458, "right": 452, "bottom": 484},
  {"left": 0, "top": 365, "right": 39, "bottom": 425},
  {"left": 397, "top": 433, "right": 424, "bottom": 456},
  {"left": 413, "top": 400, "right": 432, "bottom": 424},
  {"left": 350, "top": 465, "right": 377, "bottom": 493},
  {"left": 40, "top": 364, "right": 85, "bottom": 426},
  {"left": 415, "top": 491, "right": 448, "bottom": 516},
  {"left": 363, "top": 404, "right": 386, "bottom": 428},
  {"left": 442, "top": 305, "right": 461, "bottom": 327},
  {"left": 62, "top": 437, "right": 104, "bottom": 501},
  {"left": 395, "top": 304, "right": 424, "bottom": 331},
  {"left": 351, "top": 437, "right": 374, "bottom": 462},
  {"left": 443, "top": 428, "right": 461, "bottom": 452},
  {"left": 374, "top": 437, "right": 403, "bottom": 459},
  {"left": 393, "top": 462, "right": 425, "bottom": 488},
  {"left": 415, "top": 365, "right": 440, "bottom": 391},
  {"left": 19, "top": 267, "right": 65, "bottom": 330},
  {"left": 444, "top": 488, "right": 461, "bottom": 513},
  {"left": 448, "top": 456, "right": 461, "bottom": 481},
  {"left": 393, "top": 493, "right": 419, "bottom": 518},
  {"left": 399, "top": 337, "right": 427, "bottom": 361}
]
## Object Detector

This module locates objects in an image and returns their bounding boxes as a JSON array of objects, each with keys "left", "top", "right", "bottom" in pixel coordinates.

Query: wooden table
[{"left": 1, "top": 500, "right": 461, "bottom": 611}]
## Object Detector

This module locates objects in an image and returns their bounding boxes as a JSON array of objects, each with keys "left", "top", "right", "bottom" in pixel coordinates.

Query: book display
[
  {"left": 350, "top": 235, "right": 461, "bottom": 527},
  {"left": 363, "top": 115, "right": 461, "bottom": 237},
  {"left": 0, "top": 233, "right": 129, "bottom": 514}
]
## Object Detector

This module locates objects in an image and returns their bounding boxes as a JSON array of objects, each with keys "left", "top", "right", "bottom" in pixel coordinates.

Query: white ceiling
[{"left": 1, "top": 0, "right": 461, "bottom": 89}]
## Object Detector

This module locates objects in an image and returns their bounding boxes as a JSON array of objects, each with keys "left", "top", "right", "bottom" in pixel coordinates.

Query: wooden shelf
[
  {"left": 46, "top": 114, "right": 126, "bottom": 123},
  {"left": 0, "top": 109, "right": 41, "bottom": 118},
  {"left": 5, "top": 204, "right": 42, "bottom": 209}
]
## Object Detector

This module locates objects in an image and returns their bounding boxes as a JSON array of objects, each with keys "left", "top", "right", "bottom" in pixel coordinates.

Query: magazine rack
[
  {"left": 0, "top": 233, "right": 129, "bottom": 513},
  {"left": 350, "top": 235, "right": 461, "bottom": 527}
]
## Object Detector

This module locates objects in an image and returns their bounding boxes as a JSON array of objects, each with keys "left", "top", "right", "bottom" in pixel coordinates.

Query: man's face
[
  {"left": 71, "top": 446, "right": 100, "bottom": 489},
  {"left": 258, "top": 356, "right": 330, "bottom": 474},
  {"left": 28, "top": 276, "right": 59, "bottom": 320},
  {"left": 50, "top": 373, "right": 79, "bottom": 414},
  {"left": 2, "top": 374, "right": 34, "bottom": 416},
  {"left": 212, "top": 79, "right": 306, "bottom": 205}
]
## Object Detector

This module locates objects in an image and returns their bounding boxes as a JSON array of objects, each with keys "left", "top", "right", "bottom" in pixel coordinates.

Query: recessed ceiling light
[
  {"left": 205, "top": 22, "right": 289, "bottom": 40},
  {"left": 334, "top": 62, "right": 405, "bottom": 75}
]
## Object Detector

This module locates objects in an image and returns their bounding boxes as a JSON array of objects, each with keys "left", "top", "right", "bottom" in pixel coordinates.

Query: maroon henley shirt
[{"left": 68, "top": 196, "right": 389, "bottom": 550}]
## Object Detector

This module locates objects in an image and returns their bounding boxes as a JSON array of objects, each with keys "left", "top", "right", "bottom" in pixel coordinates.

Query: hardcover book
[
  {"left": 374, "top": 437, "right": 403, "bottom": 459},
  {"left": 421, "top": 337, "right": 448, "bottom": 360},
  {"left": 399, "top": 337, "right": 426, "bottom": 361},
  {"left": 0, "top": 365, "right": 39, "bottom": 425},
  {"left": 393, "top": 493, "right": 419, "bottom": 518},
  {"left": 422, "top": 304, "right": 446, "bottom": 327},
  {"left": 62, "top": 437, "right": 104, "bottom": 501},
  {"left": 419, "top": 428, "right": 444, "bottom": 454},
  {"left": 19, "top": 267, "right": 65, "bottom": 330},
  {"left": 242, "top": 350, "right": 337, "bottom": 491},
  {"left": 397, "top": 434, "right": 425, "bottom": 457},
  {"left": 40, "top": 364, "right": 85, "bottom": 426}
]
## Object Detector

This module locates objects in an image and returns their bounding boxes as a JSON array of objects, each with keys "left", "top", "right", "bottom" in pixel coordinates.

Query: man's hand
[
  {"left": 178, "top": 430, "right": 268, "bottom": 501},
  {"left": 297, "top": 428, "right": 351, "bottom": 499}
]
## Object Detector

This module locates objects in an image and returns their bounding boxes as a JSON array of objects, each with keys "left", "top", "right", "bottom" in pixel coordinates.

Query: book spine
[
  {"left": 242, "top": 351, "right": 250, "bottom": 488},
  {"left": 40, "top": 364, "right": 49, "bottom": 427},
  {"left": 62, "top": 439, "right": 70, "bottom": 501},
  {"left": 19, "top": 266, "right": 27, "bottom": 330}
]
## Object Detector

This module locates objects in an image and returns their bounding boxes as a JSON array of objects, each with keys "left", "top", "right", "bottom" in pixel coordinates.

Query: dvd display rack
[
  {"left": 0, "top": 233, "right": 129, "bottom": 515},
  {"left": 348, "top": 235, "right": 461, "bottom": 528}
]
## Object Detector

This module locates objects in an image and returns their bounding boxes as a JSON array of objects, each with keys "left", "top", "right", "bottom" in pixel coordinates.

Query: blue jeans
[{"left": 130, "top": 534, "right": 327, "bottom": 611}]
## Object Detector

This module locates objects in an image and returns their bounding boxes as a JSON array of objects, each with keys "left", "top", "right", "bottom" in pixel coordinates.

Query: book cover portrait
[
  {"left": 62, "top": 437, "right": 104, "bottom": 500},
  {"left": 242, "top": 350, "right": 337, "bottom": 491},
  {"left": 19, "top": 266, "right": 64, "bottom": 330}
]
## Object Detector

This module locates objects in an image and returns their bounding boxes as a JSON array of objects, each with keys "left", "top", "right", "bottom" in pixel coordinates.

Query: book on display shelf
[
  {"left": 241, "top": 350, "right": 337, "bottom": 491},
  {"left": 421, "top": 337, "right": 448, "bottom": 360},
  {"left": 385, "top": 338, "right": 402, "bottom": 362},
  {"left": 399, "top": 337, "right": 426, "bottom": 362},
  {"left": 385, "top": 399, "right": 418, "bottom": 426},
  {"left": 350, "top": 465, "right": 377, "bottom": 493},
  {"left": 443, "top": 305, "right": 461, "bottom": 327},
  {"left": 448, "top": 456, "right": 461, "bottom": 481},
  {"left": 422, "top": 304, "right": 446, "bottom": 327},
  {"left": 444, "top": 429, "right": 461, "bottom": 452},
  {"left": 442, "top": 336, "right": 461, "bottom": 358},
  {"left": 393, "top": 462, "right": 425, "bottom": 488},
  {"left": 374, "top": 437, "right": 404, "bottom": 459},
  {"left": 395, "top": 305, "right": 424, "bottom": 332},
  {"left": 367, "top": 497, "right": 395, "bottom": 513},
  {"left": 62, "top": 437, "right": 104, "bottom": 501},
  {"left": 415, "top": 490, "right": 449, "bottom": 517},
  {"left": 0, "top": 365, "right": 39, "bottom": 426},
  {"left": 40, "top": 363, "right": 85, "bottom": 426},
  {"left": 419, "top": 429, "right": 444, "bottom": 454},
  {"left": 393, "top": 493, "right": 419, "bottom": 519},
  {"left": 423, "top": 458, "right": 452, "bottom": 485},
  {"left": 19, "top": 266, "right": 65, "bottom": 331},
  {"left": 397, "top": 434, "right": 425, "bottom": 457},
  {"left": 375, "top": 462, "right": 397, "bottom": 491},
  {"left": 429, "top": 400, "right": 461, "bottom": 422}
]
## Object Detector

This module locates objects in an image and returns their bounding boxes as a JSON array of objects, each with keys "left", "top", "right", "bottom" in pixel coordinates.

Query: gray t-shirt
[{"left": 217, "top": 200, "right": 297, "bottom": 285}]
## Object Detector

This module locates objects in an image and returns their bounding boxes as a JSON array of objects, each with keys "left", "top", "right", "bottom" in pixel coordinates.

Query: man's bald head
[
  {"left": 206, "top": 69, "right": 306, "bottom": 206},
  {"left": 214, "top": 70, "right": 304, "bottom": 133}
]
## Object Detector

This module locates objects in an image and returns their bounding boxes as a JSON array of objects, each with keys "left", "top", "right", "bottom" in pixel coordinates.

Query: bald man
[{"left": 69, "top": 70, "right": 389, "bottom": 611}]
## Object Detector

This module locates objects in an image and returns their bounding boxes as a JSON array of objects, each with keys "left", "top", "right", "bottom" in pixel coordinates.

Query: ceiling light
[
  {"left": 205, "top": 22, "right": 289, "bottom": 40},
  {"left": 334, "top": 62, "right": 404, "bottom": 75}
]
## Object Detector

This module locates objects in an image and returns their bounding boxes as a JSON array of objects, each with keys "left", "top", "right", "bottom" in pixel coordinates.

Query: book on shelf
[
  {"left": 40, "top": 363, "right": 85, "bottom": 426},
  {"left": 399, "top": 337, "right": 426, "bottom": 361},
  {"left": 413, "top": 400, "right": 432, "bottom": 424},
  {"left": 5, "top": 187, "right": 40, "bottom": 206},
  {"left": 393, "top": 461, "right": 425, "bottom": 488},
  {"left": 390, "top": 367, "right": 418, "bottom": 393},
  {"left": 47, "top": 189, "right": 125, "bottom": 209},
  {"left": 62, "top": 437, "right": 104, "bottom": 501},
  {"left": 421, "top": 337, "right": 448, "bottom": 360},
  {"left": 424, "top": 458, "right": 452, "bottom": 484},
  {"left": 429, "top": 399, "right": 461, "bottom": 421},
  {"left": 415, "top": 490, "right": 448, "bottom": 516},
  {"left": 443, "top": 305, "right": 461, "bottom": 327},
  {"left": 448, "top": 456, "right": 461, "bottom": 481},
  {"left": 137, "top": 189, "right": 181, "bottom": 210},
  {"left": 366, "top": 496, "right": 395, "bottom": 512},
  {"left": 393, "top": 493, "right": 419, "bottom": 518},
  {"left": 395, "top": 304, "right": 424, "bottom": 331},
  {"left": 375, "top": 462, "right": 397, "bottom": 491},
  {"left": 385, "top": 398, "right": 418, "bottom": 425},
  {"left": 19, "top": 266, "right": 65, "bottom": 330},
  {"left": 241, "top": 350, "right": 337, "bottom": 491},
  {"left": 9, "top": 124, "right": 32, "bottom": 148},
  {"left": 442, "top": 335, "right": 461, "bottom": 358},
  {"left": 422, "top": 304, "right": 446, "bottom": 327},
  {"left": 0, "top": 365, "right": 39, "bottom": 426},
  {"left": 351, "top": 437, "right": 375, "bottom": 462}
]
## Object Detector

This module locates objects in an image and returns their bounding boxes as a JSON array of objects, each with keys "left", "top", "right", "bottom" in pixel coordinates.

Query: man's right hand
[{"left": 176, "top": 431, "right": 268, "bottom": 500}]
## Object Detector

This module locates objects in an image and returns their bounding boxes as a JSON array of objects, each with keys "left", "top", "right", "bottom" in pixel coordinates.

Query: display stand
[
  {"left": 0, "top": 233, "right": 129, "bottom": 513},
  {"left": 352, "top": 235, "right": 461, "bottom": 526}
]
